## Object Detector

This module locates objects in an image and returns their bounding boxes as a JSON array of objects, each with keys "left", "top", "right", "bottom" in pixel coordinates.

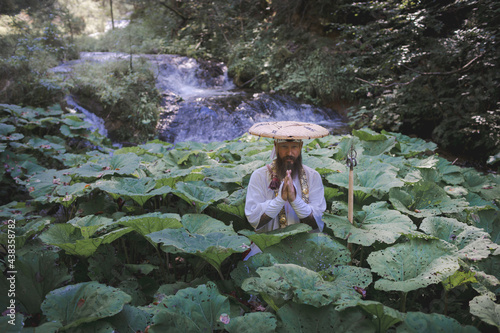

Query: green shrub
[
  {"left": 66, "top": 58, "right": 161, "bottom": 143},
  {"left": 0, "top": 20, "right": 77, "bottom": 107}
]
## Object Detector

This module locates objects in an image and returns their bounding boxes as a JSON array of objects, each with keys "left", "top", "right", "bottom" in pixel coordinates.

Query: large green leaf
[
  {"left": 420, "top": 157, "right": 465, "bottom": 185},
  {"left": 225, "top": 312, "right": 277, "bottom": 333},
  {"left": 149, "top": 282, "right": 230, "bottom": 333},
  {"left": 147, "top": 228, "right": 250, "bottom": 276},
  {"left": 276, "top": 301, "right": 375, "bottom": 333},
  {"left": 353, "top": 128, "right": 397, "bottom": 156},
  {"left": 469, "top": 295, "right": 500, "bottom": 330},
  {"left": 41, "top": 281, "right": 132, "bottom": 330},
  {"left": 241, "top": 264, "right": 372, "bottom": 309},
  {"left": 172, "top": 181, "right": 228, "bottom": 213},
  {"left": 238, "top": 223, "right": 311, "bottom": 251},
  {"left": 264, "top": 232, "right": 351, "bottom": 271},
  {"left": 66, "top": 215, "right": 115, "bottom": 239},
  {"left": 0, "top": 251, "right": 70, "bottom": 315},
  {"left": 383, "top": 131, "right": 438, "bottom": 157},
  {"left": 39, "top": 223, "right": 133, "bottom": 257},
  {"left": 181, "top": 213, "right": 236, "bottom": 235},
  {"left": 0, "top": 217, "right": 51, "bottom": 248},
  {"left": 230, "top": 253, "right": 278, "bottom": 287},
  {"left": 216, "top": 188, "right": 247, "bottom": 220},
  {"left": 96, "top": 177, "right": 172, "bottom": 206},
  {"left": 107, "top": 304, "right": 152, "bottom": 333},
  {"left": 396, "top": 312, "right": 480, "bottom": 332},
  {"left": 74, "top": 153, "right": 141, "bottom": 179},
  {"left": 389, "top": 181, "right": 469, "bottom": 218},
  {"left": 420, "top": 216, "right": 499, "bottom": 261},
  {"left": 323, "top": 202, "right": 416, "bottom": 246},
  {"left": 118, "top": 212, "right": 182, "bottom": 238},
  {"left": 470, "top": 208, "right": 500, "bottom": 245},
  {"left": 367, "top": 239, "right": 460, "bottom": 293},
  {"left": 326, "top": 160, "right": 404, "bottom": 200},
  {"left": 349, "top": 300, "right": 405, "bottom": 333},
  {"left": 25, "top": 169, "right": 72, "bottom": 201}
]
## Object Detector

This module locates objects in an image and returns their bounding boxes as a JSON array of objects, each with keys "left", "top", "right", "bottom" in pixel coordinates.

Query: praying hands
[{"left": 281, "top": 169, "right": 296, "bottom": 202}]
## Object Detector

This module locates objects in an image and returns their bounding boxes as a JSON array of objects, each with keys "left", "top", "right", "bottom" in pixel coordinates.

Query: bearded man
[{"left": 244, "top": 121, "right": 328, "bottom": 258}]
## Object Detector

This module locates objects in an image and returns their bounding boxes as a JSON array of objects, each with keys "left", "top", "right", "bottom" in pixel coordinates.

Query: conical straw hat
[{"left": 249, "top": 121, "right": 329, "bottom": 140}]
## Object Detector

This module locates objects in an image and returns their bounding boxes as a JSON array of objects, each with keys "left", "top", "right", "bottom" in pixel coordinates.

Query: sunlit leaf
[{"left": 469, "top": 295, "right": 500, "bottom": 330}]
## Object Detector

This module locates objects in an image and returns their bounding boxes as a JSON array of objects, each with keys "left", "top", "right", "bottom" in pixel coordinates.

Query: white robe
[{"left": 244, "top": 163, "right": 326, "bottom": 259}]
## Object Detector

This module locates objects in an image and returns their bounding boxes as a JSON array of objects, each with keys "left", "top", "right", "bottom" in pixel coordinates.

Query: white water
[{"left": 53, "top": 52, "right": 347, "bottom": 143}]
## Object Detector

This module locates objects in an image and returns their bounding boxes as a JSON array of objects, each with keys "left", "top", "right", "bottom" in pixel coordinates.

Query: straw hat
[{"left": 249, "top": 121, "right": 329, "bottom": 140}]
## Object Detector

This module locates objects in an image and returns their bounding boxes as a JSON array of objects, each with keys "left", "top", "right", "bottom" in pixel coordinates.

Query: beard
[{"left": 276, "top": 153, "right": 302, "bottom": 180}]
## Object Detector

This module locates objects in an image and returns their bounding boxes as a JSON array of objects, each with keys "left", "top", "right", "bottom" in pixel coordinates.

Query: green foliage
[
  {"left": 66, "top": 58, "right": 161, "bottom": 142},
  {"left": 0, "top": 106, "right": 499, "bottom": 331},
  {"left": 0, "top": 19, "right": 76, "bottom": 107}
]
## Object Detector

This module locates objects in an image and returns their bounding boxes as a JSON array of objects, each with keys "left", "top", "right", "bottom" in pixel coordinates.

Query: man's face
[{"left": 276, "top": 141, "right": 303, "bottom": 169}]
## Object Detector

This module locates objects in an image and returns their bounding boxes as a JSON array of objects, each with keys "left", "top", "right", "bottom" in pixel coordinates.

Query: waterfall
[{"left": 54, "top": 52, "right": 348, "bottom": 144}]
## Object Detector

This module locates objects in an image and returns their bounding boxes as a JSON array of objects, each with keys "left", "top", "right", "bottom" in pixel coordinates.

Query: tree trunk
[{"left": 110, "top": 0, "right": 115, "bottom": 29}]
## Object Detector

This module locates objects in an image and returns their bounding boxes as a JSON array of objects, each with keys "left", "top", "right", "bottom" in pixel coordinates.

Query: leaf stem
[{"left": 400, "top": 291, "right": 407, "bottom": 313}]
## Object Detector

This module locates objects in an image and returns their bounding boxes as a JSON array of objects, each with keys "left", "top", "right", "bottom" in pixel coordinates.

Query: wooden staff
[{"left": 346, "top": 144, "right": 357, "bottom": 224}]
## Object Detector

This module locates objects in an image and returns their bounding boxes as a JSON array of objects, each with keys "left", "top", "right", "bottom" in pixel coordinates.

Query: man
[{"left": 244, "top": 121, "right": 328, "bottom": 258}]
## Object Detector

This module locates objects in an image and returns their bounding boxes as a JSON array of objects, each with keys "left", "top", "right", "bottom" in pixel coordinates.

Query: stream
[{"left": 52, "top": 52, "right": 349, "bottom": 144}]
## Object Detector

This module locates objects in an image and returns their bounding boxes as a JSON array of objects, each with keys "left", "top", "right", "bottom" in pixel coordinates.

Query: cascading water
[{"left": 53, "top": 52, "right": 348, "bottom": 144}]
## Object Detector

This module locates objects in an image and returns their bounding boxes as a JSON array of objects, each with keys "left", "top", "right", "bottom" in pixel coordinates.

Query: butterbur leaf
[
  {"left": 96, "top": 177, "right": 172, "bottom": 206},
  {"left": 383, "top": 131, "right": 437, "bottom": 157},
  {"left": 41, "top": 281, "right": 132, "bottom": 330},
  {"left": 396, "top": 312, "right": 480, "bottom": 332},
  {"left": 242, "top": 264, "right": 372, "bottom": 309},
  {"left": 326, "top": 160, "right": 404, "bottom": 200},
  {"left": 216, "top": 188, "right": 247, "bottom": 220},
  {"left": 389, "top": 181, "right": 469, "bottom": 218},
  {"left": 118, "top": 212, "right": 182, "bottom": 246},
  {"left": 173, "top": 181, "right": 228, "bottom": 213},
  {"left": 230, "top": 253, "right": 278, "bottom": 287},
  {"left": 469, "top": 295, "right": 500, "bottom": 330},
  {"left": 349, "top": 300, "right": 404, "bottom": 333},
  {"left": 276, "top": 302, "right": 375, "bottom": 333},
  {"left": 238, "top": 223, "right": 311, "bottom": 251},
  {"left": 420, "top": 216, "right": 499, "bottom": 261},
  {"left": 107, "top": 304, "right": 152, "bottom": 332},
  {"left": 264, "top": 232, "right": 351, "bottom": 271},
  {"left": 181, "top": 213, "right": 236, "bottom": 235},
  {"left": 39, "top": 223, "right": 132, "bottom": 257},
  {"left": 147, "top": 228, "right": 250, "bottom": 276},
  {"left": 367, "top": 239, "right": 460, "bottom": 293},
  {"left": 442, "top": 271, "right": 478, "bottom": 291},
  {"left": 201, "top": 165, "right": 246, "bottom": 183},
  {"left": 0, "top": 251, "right": 70, "bottom": 315},
  {"left": 0, "top": 217, "right": 50, "bottom": 248},
  {"left": 323, "top": 202, "right": 416, "bottom": 246},
  {"left": 67, "top": 215, "right": 115, "bottom": 239},
  {"left": 149, "top": 282, "right": 230, "bottom": 333},
  {"left": 74, "top": 153, "right": 141, "bottom": 179},
  {"left": 225, "top": 312, "right": 277, "bottom": 333}
]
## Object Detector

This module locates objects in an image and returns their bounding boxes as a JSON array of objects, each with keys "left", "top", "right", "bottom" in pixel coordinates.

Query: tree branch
[
  {"left": 355, "top": 52, "right": 486, "bottom": 88},
  {"left": 158, "top": 1, "right": 188, "bottom": 21}
]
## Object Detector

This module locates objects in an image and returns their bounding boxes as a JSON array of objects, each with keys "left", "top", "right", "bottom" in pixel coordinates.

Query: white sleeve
[{"left": 245, "top": 168, "right": 282, "bottom": 230}]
